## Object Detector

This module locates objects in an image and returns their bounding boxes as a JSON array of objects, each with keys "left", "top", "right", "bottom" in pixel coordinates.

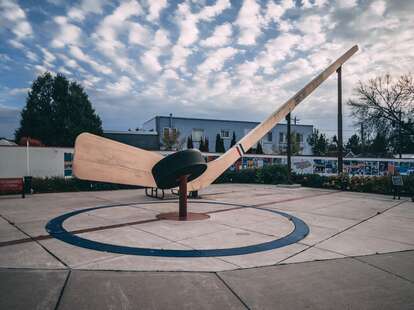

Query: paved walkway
[
  {"left": 1, "top": 185, "right": 413, "bottom": 309},
  {"left": 1, "top": 251, "right": 413, "bottom": 309}
]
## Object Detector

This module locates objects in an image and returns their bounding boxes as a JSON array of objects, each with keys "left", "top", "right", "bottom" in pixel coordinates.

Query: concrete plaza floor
[{"left": 0, "top": 184, "right": 413, "bottom": 309}]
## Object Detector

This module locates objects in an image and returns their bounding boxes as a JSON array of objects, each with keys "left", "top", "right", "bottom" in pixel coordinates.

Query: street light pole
[
  {"left": 337, "top": 66, "right": 343, "bottom": 174},
  {"left": 286, "top": 113, "right": 292, "bottom": 183}
]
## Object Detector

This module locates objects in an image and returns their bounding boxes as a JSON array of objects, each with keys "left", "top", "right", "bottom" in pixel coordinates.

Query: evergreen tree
[
  {"left": 199, "top": 137, "right": 205, "bottom": 151},
  {"left": 369, "top": 133, "right": 388, "bottom": 156},
  {"left": 15, "top": 72, "right": 102, "bottom": 146},
  {"left": 230, "top": 131, "right": 236, "bottom": 147},
  {"left": 307, "top": 129, "right": 328, "bottom": 155},
  {"left": 187, "top": 136, "right": 193, "bottom": 149},
  {"left": 346, "top": 134, "right": 361, "bottom": 154},
  {"left": 256, "top": 141, "right": 264, "bottom": 154},
  {"left": 215, "top": 134, "right": 221, "bottom": 152},
  {"left": 219, "top": 136, "right": 226, "bottom": 152},
  {"left": 204, "top": 137, "right": 209, "bottom": 152}
]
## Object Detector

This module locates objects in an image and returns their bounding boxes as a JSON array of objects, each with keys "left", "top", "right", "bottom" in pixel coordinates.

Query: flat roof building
[{"left": 142, "top": 115, "right": 314, "bottom": 155}]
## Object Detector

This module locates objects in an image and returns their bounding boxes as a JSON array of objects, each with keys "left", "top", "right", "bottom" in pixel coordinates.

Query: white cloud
[
  {"left": 9, "top": 87, "right": 29, "bottom": 96},
  {"left": 8, "top": 39, "right": 24, "bottom": 49},
  {"left": 336, "top": 0, "right": 357, "bottom": 9},
  {"left": 58, "top": 53, "right": 84, "bottom": 72},
  {"left": 236, "top": 61, "right": 259, "bottom": 77},
  {"left": 39, "top": 47, "right": 56, "bottom": 67},
  {"left": 147, "top": 0, "right": 167, "bottom": 22},
  {"left": 302, "top": 0, "right": 328, "bottom": 9},
  {"left": 370, "top": 0, "right": 386, "bottom": 16},
  {"left": 169, "top": 45, "right": 192, "bottom": 70},
  {"left": 0, "top": 0, "right": 33, "bottom": 44},
  {"left": 51, "top": 16, "right": 82, "bottom": 48},
  {"left": 257, "top": 33, "right": 301, "bottom": 74},
  {"left": 25, "top": 50, "right": 39, "bottom": 62},
  {"left": 175, "top": 2, "right": 199, "bottom": 47},
  {"left": 264, "top": 0, "right": 294, "bottom": 23},
  {"left": 68, "top": 46, "right": 112, "bottom": 75},
  {"left": 68, "top": 0, "right": 106, "bottom": 21},
  {"left": 162, "top": 69, "right": 179, "bottom": 80},
  {"left": 141, "top": 48, "right": 162, "bottom": 73},
  {"left": 198, "top": 47, "right": 238, "bottom": 75},
  {"left": 295, "top": 15, "right": 329, "bottom": 51},
  {"left": 175, "top": 0, "right": 231, "bottom": 47},
  {"left": 154, "top": 29, "right": 170, "bottom": 47},
  {"left": 93, "top": 1, "right": 142, "bottom": 73},
  {"left": 200, "top": 23, "right": 232, "bottom": 48},
  {"left": 197, "top": 0, "right": 231, "bottom": 21},
  {"left": 106, "top": 76, "right": 134, "bottom": 94},
  {"left": 235, "top": 0, "right": 263, "bottom": 45},
  {"left": 128, "top": 23, "right": 151, "bottom": 46}
]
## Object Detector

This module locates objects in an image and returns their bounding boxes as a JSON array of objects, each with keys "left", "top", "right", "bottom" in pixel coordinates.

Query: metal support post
[
  {"left": 337, "top": 66, "right": 343, "bottom": 174},
  {"left": 286, "top": 113, "right": 292, "bottom": 183},
  {"left": 179, "top": 175, "right": 188, "bottom": 219},
  {"left": 398, "top": 110, "right": 402, "bottom": 159}
]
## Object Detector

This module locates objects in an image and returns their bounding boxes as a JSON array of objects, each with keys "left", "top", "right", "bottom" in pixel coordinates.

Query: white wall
[{"left": 0, "top": 146, "right": 74, "bottom": 178}]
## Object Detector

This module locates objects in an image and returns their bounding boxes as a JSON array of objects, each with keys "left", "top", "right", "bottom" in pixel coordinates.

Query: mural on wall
[
  {"left": 205, "top": 155, "right": 414, "bottom": 176},
  {"left": 64, "top": 153, "right": 73, "bottom": 177}
]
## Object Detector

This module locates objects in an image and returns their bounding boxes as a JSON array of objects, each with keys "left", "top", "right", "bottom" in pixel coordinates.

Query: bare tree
[{"left": 348, "top": 73, "right": 414, "bottom": 137}]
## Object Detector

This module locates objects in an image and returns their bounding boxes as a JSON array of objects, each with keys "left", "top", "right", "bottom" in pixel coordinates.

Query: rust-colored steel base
[{"left": 156, "top": 212, "right": 210, "bottom": 221}]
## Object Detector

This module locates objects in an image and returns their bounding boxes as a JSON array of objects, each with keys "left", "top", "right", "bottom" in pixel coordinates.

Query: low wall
[
  {"left": 0, "top": 146, "right": 73, "bottom": 178},
  {"left": 1, "top": 146, "right": 413, "bottom": 178}
]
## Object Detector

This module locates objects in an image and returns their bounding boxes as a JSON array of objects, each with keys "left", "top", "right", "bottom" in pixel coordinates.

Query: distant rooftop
[
  {"left": 147, "top": 115, "right": 312, "bottom": 127},
  {"left": 104, "top": 130, "right": 158, "bottom": 135}
]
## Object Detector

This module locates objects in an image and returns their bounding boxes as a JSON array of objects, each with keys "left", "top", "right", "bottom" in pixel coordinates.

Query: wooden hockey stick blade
[
  {"left": 187, "top": 45, "right": 358, "bottom": 191},
  {"left": 73, "top": 133, "right": 163, "bottom": 187}
]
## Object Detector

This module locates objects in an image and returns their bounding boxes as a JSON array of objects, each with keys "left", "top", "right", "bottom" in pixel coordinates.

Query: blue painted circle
[{"left": 46, "top": 201, "right": 309, "bottom": 257}]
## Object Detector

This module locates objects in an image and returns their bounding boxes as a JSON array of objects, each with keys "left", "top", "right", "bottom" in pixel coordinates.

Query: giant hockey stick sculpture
[{"left": 73, "top": 45, "right": 358, "bottom": 219}]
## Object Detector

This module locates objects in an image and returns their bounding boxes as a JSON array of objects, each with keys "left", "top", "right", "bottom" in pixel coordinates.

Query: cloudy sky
[{"left": 0, "top": 0, "right": 413, "bottom": 140}]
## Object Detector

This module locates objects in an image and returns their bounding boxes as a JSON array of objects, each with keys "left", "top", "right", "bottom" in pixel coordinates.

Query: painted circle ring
[{"left": 46, "top": 201, "right": 309, "bottom": 257}]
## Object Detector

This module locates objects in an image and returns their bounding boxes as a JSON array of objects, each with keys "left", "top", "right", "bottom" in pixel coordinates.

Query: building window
[
  {"left": 266, "top": 131, "right": 273, "bottom": 142},
  {"left": 192, "top": 129, "right": 204, "bottom": 142},
  {"left": 279, "top": 132, "right": 285, "bottom": 143},
  {"left": 220, "top": 130, "right": 230, "bottom": 139},
  {"left": 296, "top": 133, "right": 303, "bottom": 143}
]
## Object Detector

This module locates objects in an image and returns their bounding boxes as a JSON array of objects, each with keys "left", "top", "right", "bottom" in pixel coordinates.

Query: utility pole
[
  {"left": 399, "top": 110, "right": 402, "bottom": 159},
  {"left": 286, "top": 113, "right": 292, "bottom": 183},
  {"left": 360, "top": 122, "right": 364, "bottom": 155},
  {"left": 337, "top": 66, "right": 343, "bottom": 174}
]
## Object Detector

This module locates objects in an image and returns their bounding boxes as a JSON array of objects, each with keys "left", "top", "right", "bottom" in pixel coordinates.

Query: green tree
[
  {"left": 369, "top": 133, "right": 388, "bottom": 156},
  {"left": 162, "top": 128, "right": 180, "bottom": 150},
  {"left": 346, "top": 134, "right": 361, "bottom": 154},
  {"left": 293, "top": 133, "right": 302, "bottom": 155},
  {"left": 204, "top": 137, "right": 209, "bottom": 152},
  {"left": 215, "top": 133, "right": 225, "bottom": 153},
  {"left": 230, "top": 131, "right": 236, "bottom": 147},
  {"left": 199, "top": 137, "right": 205, "bottom": 151},
  {"left": 256, "top": 141, "right": 264, "bottom": 154},
  {"left": 307, "top": 129, "right": 328, "bottom": 155},
  {"left": 187, "top": 136, "right": 193, "bottom": 149},
  {"left": 15, "top": 72, "right": 102, "bottom": 146}
]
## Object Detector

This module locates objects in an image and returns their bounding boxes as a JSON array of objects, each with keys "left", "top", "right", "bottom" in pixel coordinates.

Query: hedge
[
  {"left": 215, "top": 165, "right": 414, "bottom": 197},
  {"left": 29, "top": 177, "right": 140, "bottom": 194},
  {"left": 1, "top": 164, "right": 413, "bottom": 197}
]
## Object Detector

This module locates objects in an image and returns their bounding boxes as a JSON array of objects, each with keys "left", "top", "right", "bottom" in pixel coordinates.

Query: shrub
[
  {"left": 216, "top": 164, "right": 414, "bottom": 197},
  {"left": 30, "top": 177, "right": 140, "bottom": 193},
  {"left": 215, "top": 168, "right": 258, "bottom": 184},
  {"left": 256, "top": 165, "right": 288, "bottom": 184}
]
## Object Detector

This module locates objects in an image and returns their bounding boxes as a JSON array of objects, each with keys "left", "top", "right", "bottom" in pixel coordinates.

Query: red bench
[{"left": 0, "top": 178, "right": 25, "bottom": 198}]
